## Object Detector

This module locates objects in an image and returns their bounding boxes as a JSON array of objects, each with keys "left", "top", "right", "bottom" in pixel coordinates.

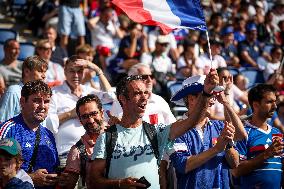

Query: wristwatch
[{"left": 225, "top": 141, "right": 235, "bottom": 150}]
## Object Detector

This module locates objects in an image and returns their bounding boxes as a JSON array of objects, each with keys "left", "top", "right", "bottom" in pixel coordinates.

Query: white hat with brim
[{"left": 171, "top": 75, "right": 206, "bottom": 106}]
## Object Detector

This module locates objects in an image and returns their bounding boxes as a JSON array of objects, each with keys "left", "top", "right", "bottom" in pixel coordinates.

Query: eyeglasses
[
  {"left": 141, "top": 75, "right": 154, "bottom": 80},
  {"left": 39, "top": 47, "right": 52, "bottom": 51},
  {"left": 80, "top": 111, "right": 99, "bottom": 120},
  {"left": 124, "top": 75, "right": 144, "bottom": 82}
]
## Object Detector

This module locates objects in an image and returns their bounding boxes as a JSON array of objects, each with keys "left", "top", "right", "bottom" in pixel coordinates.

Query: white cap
[{"left": 156, "top": 35, "right": 170, "bottom": 44}]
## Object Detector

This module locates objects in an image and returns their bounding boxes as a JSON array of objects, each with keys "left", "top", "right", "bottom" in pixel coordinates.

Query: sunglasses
[
  {"left": 141, "top": 75, "right": 154, "bottom": 80},
  {"left": 80, "top": 111, "right": 99, "bottom": 120},
  {"left": 39, "top": 47, "right": 52, "bottom": 51}
]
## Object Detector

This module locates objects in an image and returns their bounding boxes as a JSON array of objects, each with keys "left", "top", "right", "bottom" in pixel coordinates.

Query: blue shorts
[{"left": 58, "top": 5, "right": 86, "bottom": 37}]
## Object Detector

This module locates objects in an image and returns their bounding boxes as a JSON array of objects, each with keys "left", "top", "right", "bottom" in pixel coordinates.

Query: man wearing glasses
[
  {"left": 58, "top": 94, "right": 107, "bottom": 189},
  {"left": 89, "top": 70, "right": 221, "bottom": 188}
]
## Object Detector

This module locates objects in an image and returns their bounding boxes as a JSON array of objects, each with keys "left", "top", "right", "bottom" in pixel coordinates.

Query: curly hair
[
  {"left": 76, "top": 94, "right": 103, "bottom": 117},
  {"left": 21, "top": 80, "right": 52, "bottom": 100}
]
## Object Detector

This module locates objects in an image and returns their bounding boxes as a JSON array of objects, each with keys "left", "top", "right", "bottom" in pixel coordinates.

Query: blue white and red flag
[{"left": 112, "top": 0, "right": 207, "bottom": 34}]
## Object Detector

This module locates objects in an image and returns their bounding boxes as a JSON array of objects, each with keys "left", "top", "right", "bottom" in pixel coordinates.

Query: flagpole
[
  {"left": 277, "top": 56, "right": 284, "bottom": 79},
  {"left": 205, "top": 30, "right": 213, "bottom": 68},
  {"left": 206, "top": 30, "right": 225, "bottom": 93}
]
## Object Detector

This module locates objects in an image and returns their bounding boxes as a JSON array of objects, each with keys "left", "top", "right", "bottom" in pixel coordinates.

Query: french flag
[{"left": 112, "top": 0, "right": 207, "bottom": 34}]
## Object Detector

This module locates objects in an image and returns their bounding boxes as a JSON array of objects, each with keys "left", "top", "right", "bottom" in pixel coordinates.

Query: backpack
[
  {"left": 105, "top": 121, "right": 160, "bottom": 178},
  {"left": 75, "top": 139, "right": 88, "bottom": 186}
]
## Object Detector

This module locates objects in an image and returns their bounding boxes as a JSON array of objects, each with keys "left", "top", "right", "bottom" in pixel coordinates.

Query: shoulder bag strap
[
  {"left": 105, "top": 125, "right": 117, "bottom": 178},
  {"left": 142, "top": 121, "right": 159, "bottom": 161},
  {"left": 27, "top": 127, "right": 41, "bottom": 173}
]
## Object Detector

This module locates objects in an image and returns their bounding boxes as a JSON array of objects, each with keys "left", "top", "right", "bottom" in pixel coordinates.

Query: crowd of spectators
[{"left": 0, "top": 0, "right": 284, "bottom": 189}]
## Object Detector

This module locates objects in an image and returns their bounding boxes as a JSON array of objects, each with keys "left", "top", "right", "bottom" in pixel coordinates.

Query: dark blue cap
[
  {"left": 221, "top": 26, "right": 234, "bottom": 36},
  {"left": 246, "top": 23, "right": 257, "bottom": 32}
]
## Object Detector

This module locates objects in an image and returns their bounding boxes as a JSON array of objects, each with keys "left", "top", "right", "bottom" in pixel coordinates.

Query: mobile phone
[
  {"left": 55, "top": 167, "right": 65, "bottom": 175},
  {"left": 136, "top": 176, "right": 151, "bottom": 189}
]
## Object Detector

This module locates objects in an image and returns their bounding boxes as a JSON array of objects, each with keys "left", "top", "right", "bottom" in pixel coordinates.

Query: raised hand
[
  {"left": 221, "top": 74, "right": 233, "bottom": 95},
  {"left": 216, "top": 91, "right": 229, "bottom": 105},
  {"left": 264, "top": 138, "right": 284, "bottom": 159},
  {"left": 204, "top": 69, "right": 219, "bottom": 94},
  {"left": 214, "top": 122, "right": 235, "bottom": 152},
  {"left": 107, "top": 110, "right": 121, "bottom": 126}
]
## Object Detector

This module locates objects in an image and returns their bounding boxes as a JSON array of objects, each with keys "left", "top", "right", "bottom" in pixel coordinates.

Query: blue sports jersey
[
  {"left": 0, "top": 114, "right": 59, "bottom": 175},
  {"left": 235, "top": 121, "right": 282, "bottom": 189},
  {"left": 170, "top": 120, "right": 230, "bottom": 189}
]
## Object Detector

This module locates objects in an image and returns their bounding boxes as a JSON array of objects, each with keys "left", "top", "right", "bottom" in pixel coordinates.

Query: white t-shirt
[
  {"left": 195, "top": 54, "right": 227, "bottom": 74},
  {"left": 211, "top": 85, "right": 244, "bottom": 118},
  {"left": 152, "top": 55, "right": 173, "bottom": 74},
  {"left": 264, "top": 62, "right": 280, "bottom": 81},
  {"left": 148, "top": 29, "right": 177, "bottom": 54},
  {"left": 46, "top": 81, "right": 115, "bottom": 155},
  {"left": 46, "top": 61, "right": 65, "bottom": 84},
  {"left": 91, "top": 21, "right": 116, "bottom": 49},
  {"left": 92, "top": 123, "right": 171, "bottom": 189}
]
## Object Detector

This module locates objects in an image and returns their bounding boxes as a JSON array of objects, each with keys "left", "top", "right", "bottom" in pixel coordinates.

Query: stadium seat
[
  {"left": 11, "top": 0, "right": 28, "bottom": 17},
  {"left": 18, "top": 42, "right": 35, "bottom": 61},
  {"left": 239, "top": 67, "right": 265, "bottom": 88},
  {"left": 0, "top": 29, "right": 17, "bottom": 43},
  {"left": 227, "top": 67, "right": 239, "bottom": 76},
  {"left": 0, "top": 42, "right": 4, "bottom": 61}
]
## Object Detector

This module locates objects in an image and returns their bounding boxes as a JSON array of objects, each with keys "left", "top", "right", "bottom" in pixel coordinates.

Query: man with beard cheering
[
  {"left": 0, "top": 80, "right": 59, "bottom": 189},
  {"left": 59, "top": 94, "right": 106, "bottom": 189},
  {"left": 232, "top": 84, "right": 284, "bottom": 189}
]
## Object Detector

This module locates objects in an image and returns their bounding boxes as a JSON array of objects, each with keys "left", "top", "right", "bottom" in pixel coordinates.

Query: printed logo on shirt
[
  {"left": 25, "top": 142, "right": 32, "bottom": 148},
  {"left": 266, "top": 138, "right": 272, "bottom": 143},
  {"left": 173, "top": 143, "right": 188, "bottom": 152},
  {"left": 212, "top": 138, "right": 218, "bottom": 146},
  {"left": 112, "top": 143, "right": 154, "bottom": 161},
  {"left": 44, "top": 136, "right": 51, "bottom": 146}
]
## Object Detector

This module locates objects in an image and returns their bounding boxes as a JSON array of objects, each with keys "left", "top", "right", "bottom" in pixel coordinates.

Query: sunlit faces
[
  {"left": 211, "top": 44, "right": 222, "bottom": 56},
  {"left": 43, "top": 27, "right": 57, "bottom": 44},
  {"left": 133, "top": 24, "right": 143, "bottom": 38},
  {"left": 254, "top": 92, "right": 277, "bottom": 118},
  {"left": 186, "top": 93, "right": 215, "bottom": 115},
  {"left": 122, "top": 80, "right": 150, "bottom": 118},
  {"left": 5, "top": 41, "right": 20, "bottom": 60},
  {"left": 77, "top": 52, "right": 94, "bottom": 62},
  {"left": 37, "top": 43, "right": 52, "bottom": 60},
  {"left": 64, "top": 63, "right": 84, "bottom": 89},
  {"left": 0, "top": 152, "right": 17, "bottom": 178},
  {"left": 272, "top": 49, "right": 283, "bottom": 61},
  {"left": 78, "top": 102, "right": 104, "bottom": 135},
  {"left": 24, "top": 66, "right": 47, "bottom": 81},
  {"left": 137, "top": 66, "right": 153, "bottom": 91},
  {"left": 20, "top": 93, "right": 51, "bottom": 124},
  {"left": 218, "top": 70, "right": 231, "bottom": 83}
]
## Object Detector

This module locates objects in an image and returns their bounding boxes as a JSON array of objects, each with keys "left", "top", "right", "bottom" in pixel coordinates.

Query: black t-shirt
[
  {"left": 116, "top": 35, "right": 143, "bottom": 60},
  {"left": 50, "top": 46, "right": 68, "bottom": 67}
]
